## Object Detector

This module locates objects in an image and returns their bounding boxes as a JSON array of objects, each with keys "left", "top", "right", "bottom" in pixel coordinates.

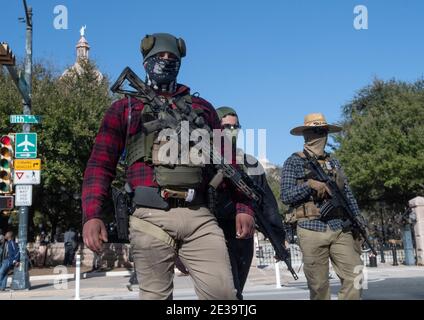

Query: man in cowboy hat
[{"left": 280, "top": 113, "right": 364, "bottom": 300}]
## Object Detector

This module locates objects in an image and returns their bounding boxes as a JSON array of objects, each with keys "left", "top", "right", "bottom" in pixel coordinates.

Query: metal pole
[
  {"left": 11, "top": 2, "right": 32, "bottom": 290},
  {"left": 379, "top": 241, "right": 386, "bottom": 263},
  {"left": 380, "top": 208, "right": 386, "bottom": 244},
  {"left": 379, "top": 207, "right": 386, "bottom": 263},
  {"left": 391, "top": 243, "right": 399, "bottom": 266},
  {"left": 75, "top": 255, "right": 81, "bottom": 300}
]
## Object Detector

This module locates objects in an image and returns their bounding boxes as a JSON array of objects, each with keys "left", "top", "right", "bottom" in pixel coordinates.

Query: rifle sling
[{"left": 129, "top": 216, "right": 178, "bottom": 251}]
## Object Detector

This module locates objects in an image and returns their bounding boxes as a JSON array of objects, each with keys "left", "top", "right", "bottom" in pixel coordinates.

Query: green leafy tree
[
  {"left": 333, "top": 79, "right": 424, "bottom": 225},
  {"left": 0, "top": 60, "right": 113, "bottom": 238},
  {"left": 265, "top": 166, "right": 287, "bottom": 216}
]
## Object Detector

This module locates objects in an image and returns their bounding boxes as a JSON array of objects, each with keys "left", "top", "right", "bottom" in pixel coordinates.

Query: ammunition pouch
[
  {"left": 286, "top": 201, "right": 321, "bottom": 224},
  {"left": 320, "top": 199, "right": 346, "bottom": 221},
  {"left": 154, "top": 165, "right": 203, "bottom": 189}
]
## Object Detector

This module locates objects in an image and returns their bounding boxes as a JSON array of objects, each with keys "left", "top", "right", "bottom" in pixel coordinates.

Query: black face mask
[{"left": 145, "top": 55, "right": 180, "bottom": 86}]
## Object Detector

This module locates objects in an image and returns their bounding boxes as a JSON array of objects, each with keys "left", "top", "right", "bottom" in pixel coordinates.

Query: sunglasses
[{"left": 222, "top": 124, "right": 241, "bottom": 130}]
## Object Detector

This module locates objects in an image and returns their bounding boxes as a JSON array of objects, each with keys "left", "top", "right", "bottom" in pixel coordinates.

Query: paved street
[{"left": 0, "top": 265, "right": 422, "bottom": 300}]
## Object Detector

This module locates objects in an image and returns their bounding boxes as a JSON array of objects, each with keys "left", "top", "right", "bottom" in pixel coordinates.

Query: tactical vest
[
  {"left": 285, "top": 152, "right": 346, "bottom": 224},
  {"left": 125, "top": 93, "right": 209, "bottom": 190}
]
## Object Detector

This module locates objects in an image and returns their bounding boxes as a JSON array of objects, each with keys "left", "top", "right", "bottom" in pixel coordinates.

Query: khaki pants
[
  {"left": 129, "top": 206, "right": 237, "bottom": 300},
  {"left": 297, "top": 226, "right": 363, "bottom": 300}
]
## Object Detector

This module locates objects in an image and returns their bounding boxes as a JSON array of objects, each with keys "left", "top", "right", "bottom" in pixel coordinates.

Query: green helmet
[
  {"left": 141, "top": 33, "right": 186, "bottom": 62},
  {"left": 216, "top": 106, "right": 238, "bottom": 121}
]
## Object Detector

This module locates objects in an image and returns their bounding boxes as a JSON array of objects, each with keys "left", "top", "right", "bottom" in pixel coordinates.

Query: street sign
[
  {"left": 10, "top": 115, "right": 42, "bottom": 125},
  {"left": 15, "top": 133, "right": 37, "bottom": 159},
  {"left": 0, "top": 196, "right": 14, "bottom": 210},
  {"left": 13, "top": 170, "right": 41, "bottom": 185},
  {"left": 15, "top": 185, "right": 32, "bottom": 206},
  {"left": 13, "top": 159, "right": 41, "bottom": 171}
]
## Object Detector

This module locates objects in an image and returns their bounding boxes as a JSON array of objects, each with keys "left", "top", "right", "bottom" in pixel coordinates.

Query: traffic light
[
  {"left": 0, "top": 43, "right": 16, "bottom": 66},
  {"left": 0, "top": 135, "right": 14, "bottom": 194}
]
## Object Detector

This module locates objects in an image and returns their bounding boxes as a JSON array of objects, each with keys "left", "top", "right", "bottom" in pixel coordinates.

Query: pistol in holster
[{"left": 111, "top": 185, "right": 133, "bottom": 242}]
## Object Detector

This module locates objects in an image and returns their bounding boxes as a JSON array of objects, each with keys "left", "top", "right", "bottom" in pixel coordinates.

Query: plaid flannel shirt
[
  {"left": 82, "top": 84, "right": 253, "bottom": 224},
  {"left": 280, "top": 152, "right": 361, "bottom": 232}
]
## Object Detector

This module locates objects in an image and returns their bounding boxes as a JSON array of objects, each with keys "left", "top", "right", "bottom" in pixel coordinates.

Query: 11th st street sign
[
  {"left": 10, "top": 115, "right": 42, "bottom": 124},
  {"left": 15, "top": 133, "right": 37, "bottom": 159}
]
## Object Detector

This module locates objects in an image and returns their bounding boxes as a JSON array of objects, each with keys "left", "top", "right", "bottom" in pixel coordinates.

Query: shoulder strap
[
  {"left": 123, "top": 96, "right": 134, "bottom": 173},
  {"left": 294, "top": 151, "right": 306, "bottom": 159}
]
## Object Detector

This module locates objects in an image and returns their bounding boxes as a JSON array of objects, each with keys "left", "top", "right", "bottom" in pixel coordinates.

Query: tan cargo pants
[
  {"left": 129, "top": 205, "right": 237, "bottom": 300},
  {"left": 297, "top": 226, "right": 363, "bottom": 300}
]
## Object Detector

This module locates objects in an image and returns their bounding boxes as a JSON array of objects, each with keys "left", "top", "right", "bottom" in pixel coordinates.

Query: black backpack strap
[{"left": 123, "top": 96, "right": 134, "bottom": 173}]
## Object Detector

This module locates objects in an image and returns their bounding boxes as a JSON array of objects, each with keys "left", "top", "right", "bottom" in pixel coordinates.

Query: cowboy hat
[{"left": 290, "top": 113, "right": 342, "bottom": 136}]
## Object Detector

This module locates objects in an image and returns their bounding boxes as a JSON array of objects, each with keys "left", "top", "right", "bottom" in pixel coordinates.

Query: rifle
[
  {"left": 303, "top": 149, "right": 377, "bottom": 256},
  {"left": 111, "top": 67, "right": 298, "bottom": 280},
  {"left": 211, "top": 168, "right": 298, "bottom": 280}
]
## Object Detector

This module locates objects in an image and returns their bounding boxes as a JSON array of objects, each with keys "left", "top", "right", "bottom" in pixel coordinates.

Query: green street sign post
[
  {"left": 10, "top": 115, "right": 42, "bottom": 124},
  {"left": 15, "top": 133, "right": 37, "bottom": 159}
]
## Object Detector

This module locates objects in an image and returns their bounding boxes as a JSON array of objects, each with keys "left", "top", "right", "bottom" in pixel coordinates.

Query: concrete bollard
[
  {"left": 275, "top": 261, "right": 281, "bottom": 288},
  {"left": 369, "top": 255, "right": 378, "bottom": 267},
  {"left": 75, "top": 254, "right": 80, "bottom": 300}
]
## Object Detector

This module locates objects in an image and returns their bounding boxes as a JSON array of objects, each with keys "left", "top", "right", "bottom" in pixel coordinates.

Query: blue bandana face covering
[{"left": 145, "top": 55, "right": 181, "bottom": 87}]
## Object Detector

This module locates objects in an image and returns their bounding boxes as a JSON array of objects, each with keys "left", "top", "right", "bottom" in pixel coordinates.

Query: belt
[
  {"left": 166, "top": 197, "right": 205, "bottom": 208},
  {"left": 160, "top": 187, "right": 206, "bottom": 208},
  {"left": 132, "top": 186, "right": 206, "bottom": 210}
]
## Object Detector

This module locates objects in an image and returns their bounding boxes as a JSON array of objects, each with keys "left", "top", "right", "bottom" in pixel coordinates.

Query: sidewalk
[
  {"left": 26, "top": 266, "right": 132, "bottom": 281},
  {"left": 0, "top": 264, "right": 422, "bottom": 300}
]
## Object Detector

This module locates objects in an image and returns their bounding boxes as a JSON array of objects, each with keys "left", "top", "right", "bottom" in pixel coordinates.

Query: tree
[
  {"left": 265, "top": 166, "right": 287, "bottom": 215},
  {"left": 0, "top": 59, "right": 113, "bottom": 238},
  {"left": 333, "top": 78, "right": 424, "bottom": 223}
]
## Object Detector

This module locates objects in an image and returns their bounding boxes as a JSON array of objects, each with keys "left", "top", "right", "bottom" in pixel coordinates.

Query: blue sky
[{"left": 1, "top": 0, "right": 424, "bottom": 165}]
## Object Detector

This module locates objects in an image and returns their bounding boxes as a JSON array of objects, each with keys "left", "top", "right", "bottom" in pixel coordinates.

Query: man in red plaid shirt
[{"left": 82, "top": 33, "right": 255, "bottom": 300}]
